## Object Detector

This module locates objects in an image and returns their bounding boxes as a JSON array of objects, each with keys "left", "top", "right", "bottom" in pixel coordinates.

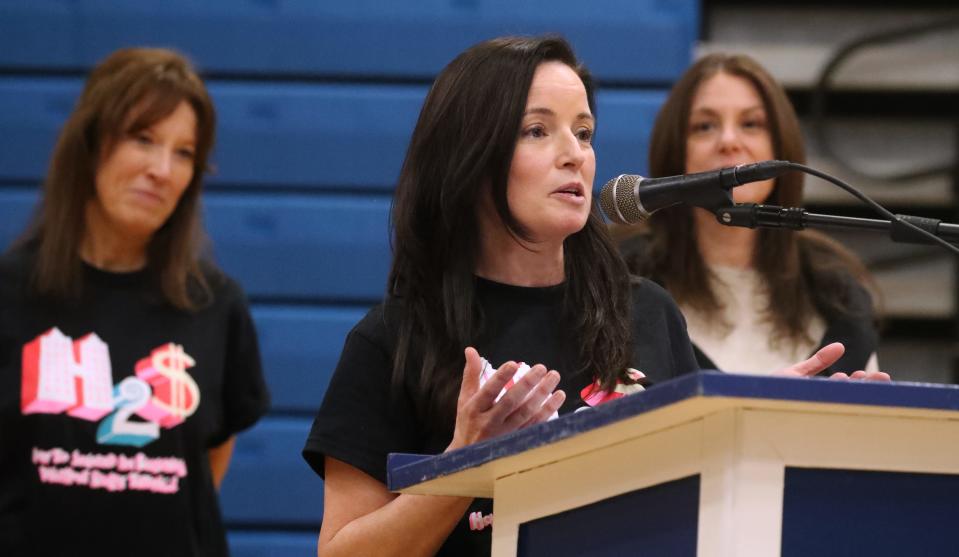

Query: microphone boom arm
[{"left": 716, "top": 204, "right": 959, "bottom": 247}]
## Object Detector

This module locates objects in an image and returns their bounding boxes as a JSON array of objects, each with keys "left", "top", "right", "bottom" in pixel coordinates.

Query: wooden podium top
[{"left": 387, "top": 371, "right": 959, "bottom": 497}]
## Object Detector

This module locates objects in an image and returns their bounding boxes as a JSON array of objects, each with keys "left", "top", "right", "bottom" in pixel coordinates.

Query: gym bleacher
[{"left": 0, "top": 2, "right": 699, "bottom": 554}]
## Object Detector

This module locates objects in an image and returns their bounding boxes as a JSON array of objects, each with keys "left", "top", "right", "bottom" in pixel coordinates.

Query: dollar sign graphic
[{"left": 134, "top": 343, "right": 199, "bottom": 428}]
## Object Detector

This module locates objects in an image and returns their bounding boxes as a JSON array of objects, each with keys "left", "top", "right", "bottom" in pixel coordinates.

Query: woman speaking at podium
[
  {"left": 616, "top": 53, "right": 881, "bottom": 376},
  {"left": 0, "top": 48, "right": 269, "bottom": 556},
  {"left": 303, "top": 37, "right": 888, "bottom": 557}
]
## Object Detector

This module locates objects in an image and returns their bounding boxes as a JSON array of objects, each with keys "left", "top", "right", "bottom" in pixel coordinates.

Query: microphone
[{"left": 599, "top": 160, "right": 791, "bottom": 225}]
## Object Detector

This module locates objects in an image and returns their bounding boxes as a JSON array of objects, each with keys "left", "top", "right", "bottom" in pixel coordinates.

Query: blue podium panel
[
  {"left": 517, "top": 475, "right": 699, "bottom": 557},
  {"left": 0, "top": 1, "right": 698, "bottom": 83},
  {"left": 251, "top": 304, "right": 367, "bottom": 413},
  {"left": 227, "top": 531, "right": 317, "bottom": 557},
  {"left": 219, "top": 416, "right": 322, "bottom": 526},
  {"left": 0, "top": 78, "right": 665, "bottom": 190},
  {"left": 782, "top": 467, "right": 959, "bottom": 556},
  {"left": 205, "top": 193, "right": 391, "bottom": 301}
]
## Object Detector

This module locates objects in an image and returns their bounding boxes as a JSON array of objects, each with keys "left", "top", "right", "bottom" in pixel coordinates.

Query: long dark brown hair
[
  {"left": 389, "top": 36, "right": 633, "bottom": 424},
  {"left": 618, "top": 53, "right": 873, "bottom": 345},
  {"left": 17, "top": 47, "right": 217, "bottom": 311}
]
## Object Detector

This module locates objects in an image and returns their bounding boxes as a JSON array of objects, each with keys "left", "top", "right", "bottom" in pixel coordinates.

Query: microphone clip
[
  {"left": 714, "top": 204, "right": 806, "bottom": 230},
  {"left": 682, "top": 184, "right": 735, "bottom": 213}
]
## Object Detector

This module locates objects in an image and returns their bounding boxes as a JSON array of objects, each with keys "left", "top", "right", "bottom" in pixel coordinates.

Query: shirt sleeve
[
  {"left": 820, "top": 278, "right": 879, "bottom": 373},
  {"left": 666, "top": 300, "right": 700, "bottom": 379},
  {"left": 212, "top": 280, "right": 270, "bottom": 446},
  {"left": 630, "top": 278, "right": 700, "bottom": 385},
  {"left": 302, "top": 309, "right": 420, "bottom": 484}
]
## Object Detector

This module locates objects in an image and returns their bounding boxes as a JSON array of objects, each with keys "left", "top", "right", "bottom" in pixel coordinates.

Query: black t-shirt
[
  {"left": 303, "top": 276, "right": 697, "bottom": 556},
  {"left": 0, "top": 249, "right": 270, "bottom": 557}
]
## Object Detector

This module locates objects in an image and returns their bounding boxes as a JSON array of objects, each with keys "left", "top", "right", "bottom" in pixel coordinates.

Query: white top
[{"left": 680, "top": 265, "right": 835, "bottom": 375}]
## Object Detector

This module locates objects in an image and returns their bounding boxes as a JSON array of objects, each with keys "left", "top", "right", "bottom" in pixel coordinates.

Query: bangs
[{"left": 122, "top": 87, "right": 189, "bottom": 135}]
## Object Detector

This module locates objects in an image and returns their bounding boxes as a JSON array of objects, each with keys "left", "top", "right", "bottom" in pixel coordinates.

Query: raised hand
[
  {"left": 446, "top": 347, "right": 565, "bottom": 452},
  {"left": 774, "top": 342, "right": 891, "bottom": 381}
]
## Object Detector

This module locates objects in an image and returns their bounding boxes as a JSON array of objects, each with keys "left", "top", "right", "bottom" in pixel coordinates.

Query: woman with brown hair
[
  {"left": 302, "top": 38, "right": 886, "bottom": 557},
  {"left": 617, "top": 53, "right": 879, "bottom": 374},
  {"left": 0, "top": 48, "right": 269, "bottom": 556},
  {"left": 303, "top": 36, "right": 667, "bottom": 557}
]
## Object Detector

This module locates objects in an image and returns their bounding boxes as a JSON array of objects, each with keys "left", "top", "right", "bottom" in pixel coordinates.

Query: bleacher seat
[
  {"left": 0, "top": 1, "right": 697, "bottom": 82},
  {"left": 204, "top": 193, "right": 392, "bottom": 301},
  {"left": 0, "top": 189, "right": 392, "bottom": 300},
  {"left": 228, "top": 531, "right": 317, "bottom": 557},
  {"left": 220, "top": 417, "right": 323, "bottom": 525},
  {"left": 252, "top": 305, "right": 367, "bottom": 414},
  {"left": 0, "top": 78, "right": 665, "bottom": 191}
]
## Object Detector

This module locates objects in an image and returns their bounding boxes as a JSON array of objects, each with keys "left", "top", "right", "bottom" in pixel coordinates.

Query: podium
[{"left": 388, "top": 372, "right": 959, "bottom": 556}]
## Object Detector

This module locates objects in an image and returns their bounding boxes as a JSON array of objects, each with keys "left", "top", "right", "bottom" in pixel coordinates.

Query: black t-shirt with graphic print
[
  {"left": 0, "top": 248, "right": 269, "bottom": 557},
  {"left": 303, "top": 276, "right": 698, "bottom": 556}
]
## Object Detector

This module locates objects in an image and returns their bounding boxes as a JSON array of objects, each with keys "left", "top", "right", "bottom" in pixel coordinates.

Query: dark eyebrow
[{"left": 524, "top": 107, "right": 595, "bottom": 122}]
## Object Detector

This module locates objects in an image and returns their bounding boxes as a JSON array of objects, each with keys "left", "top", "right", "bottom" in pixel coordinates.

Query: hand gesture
[
  {"left": 446, "top": 347, "right": 566, "bottom": 452},
  {"left": 775, "top": 342, "right": 891, "bottom": 381}
]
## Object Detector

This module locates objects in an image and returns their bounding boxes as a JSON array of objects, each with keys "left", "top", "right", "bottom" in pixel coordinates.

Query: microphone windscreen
[{"left": 600, "top": 174, "right": 642, "bottom": 225}]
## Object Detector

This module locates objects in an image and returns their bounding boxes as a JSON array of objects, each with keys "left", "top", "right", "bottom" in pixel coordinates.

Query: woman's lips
[
  {"left": 130, "top": 189, "right": 165, "bottom": 205},
  {"left": 550, "top": 183, "right": 587, "bottom": 203}
]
